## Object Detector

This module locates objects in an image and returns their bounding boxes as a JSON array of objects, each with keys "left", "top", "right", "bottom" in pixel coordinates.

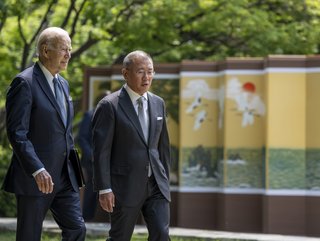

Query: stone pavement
[{"left": 0, "top": 217, "right": 319, "bottom": 241}]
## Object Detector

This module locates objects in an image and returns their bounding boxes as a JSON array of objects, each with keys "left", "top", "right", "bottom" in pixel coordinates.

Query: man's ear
[
  {"left": 122, "top": 68, "right": 128, "bottom": 80},
  {"left": 42, "top": 46, "right": 49, "bottom": 58}
]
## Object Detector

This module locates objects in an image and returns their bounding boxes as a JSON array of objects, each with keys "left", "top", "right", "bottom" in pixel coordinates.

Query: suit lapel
[
  {"left": 34, "top": 63, "right": 67, "bottom": 128},
  {"left": 118, "top": 87, "right": 147, "bottom": 145},
  {"left": 148, "top": 93, "right": 158, "bottom": 145}
]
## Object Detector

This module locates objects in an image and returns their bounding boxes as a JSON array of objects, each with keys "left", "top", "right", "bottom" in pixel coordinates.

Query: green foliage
[
  {"left": 1, "top": 0, "right": 320, "bottom": 102},
  {"left": 0, "top": 145, "right": 16, "bottom": 217}
]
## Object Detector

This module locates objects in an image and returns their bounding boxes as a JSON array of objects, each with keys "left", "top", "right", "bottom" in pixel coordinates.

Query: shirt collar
[
  {"left": 37, "top": 61, "right": 58, "bottom": 81},
  {"left": 124, "top": 84, "right": 148, "bottom": 105}
]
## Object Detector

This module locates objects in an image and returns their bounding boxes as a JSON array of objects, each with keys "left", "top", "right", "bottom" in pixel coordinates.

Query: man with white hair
[{"left": 2, "top": 27, "right": 86, "bottom": 241}]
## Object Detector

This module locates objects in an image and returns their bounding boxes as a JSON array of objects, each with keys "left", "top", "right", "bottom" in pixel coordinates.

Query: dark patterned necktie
[{"left": 53, "top": 77, "right": 67, "bottom": 126}]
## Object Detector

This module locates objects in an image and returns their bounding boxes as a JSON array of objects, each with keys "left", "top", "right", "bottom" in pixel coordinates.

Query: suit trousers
[
  {"left": 16, "top": 171, "right": 86, "bottom": 241},
  {"left": 107, "top": 175, "right": 170, "bottom": 241}
]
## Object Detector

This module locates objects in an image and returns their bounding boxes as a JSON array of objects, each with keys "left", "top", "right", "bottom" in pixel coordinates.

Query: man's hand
[
  {"left": 34, "top": 170, "right": 54, "bottom": 194},
  {"left": 99, "top": 192, "right": 115, "bottom": 213}
]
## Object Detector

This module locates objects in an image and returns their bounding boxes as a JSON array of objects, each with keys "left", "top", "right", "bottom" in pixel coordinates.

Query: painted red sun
[{"left": 242, "top": 82, "right": 255, "bottom": 93}]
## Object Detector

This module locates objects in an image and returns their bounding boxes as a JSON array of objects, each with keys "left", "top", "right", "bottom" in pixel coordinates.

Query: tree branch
[
  {"left": 20, "top": 0, "right": 57, "bottom": 69},
  {"left": 69, "top": 0, "right": 87, "bottom": 38},
  {"left": 29, "top": 0, "right": 57, "bottom": 45},
  {"left": 108, "top": 0, "right": 147, "bottom": 39},
  {"left": 72, "top": 0, "right": 146, "bottom": 60},
  {"left": 17, "top": 15, "right": 30, "bottom": 70},
  {"left": 60, "top": 0, "right": 76, "bottom": 29},
  {"left": 17, "top": 15, "right": 27, "bottom": 45},
  {"left": 0, "top": 11, "right": 7, "bottom": 33},
  {"left": 71, "top": 34, "right": 99, "bottom": 59}
]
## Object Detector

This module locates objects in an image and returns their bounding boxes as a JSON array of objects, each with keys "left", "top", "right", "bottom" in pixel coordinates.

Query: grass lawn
[{"left": 0, "top": 230, "right": 255, "bottom": 241}]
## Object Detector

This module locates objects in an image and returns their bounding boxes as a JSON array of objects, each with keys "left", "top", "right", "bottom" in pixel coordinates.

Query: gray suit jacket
[
  {"left": 92, "top": 87, "right": 171, "bottom": 207},
  {"left": 2, "top": 62, "right": 79, "bottom": 195}
]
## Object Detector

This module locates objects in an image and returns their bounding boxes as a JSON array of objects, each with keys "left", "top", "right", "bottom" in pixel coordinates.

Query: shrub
[{"left": 0, "top": 144, "right": 16, "bottom": 217}]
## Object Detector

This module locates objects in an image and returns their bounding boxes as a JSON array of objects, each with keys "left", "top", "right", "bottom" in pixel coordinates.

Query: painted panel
[
  {"left": 180, "top": 146, "right": 223, "bottom": 187},
  {"left": 266, "top": 73, "right": 306, "bottom": 148},
  {"left": 268, "top": 148, "right": 305, "bottom": 189},
  {"left": 306, "top": 149, "right": 320, "bottom": 190},
  {"left": 225, "top": 148, "right": 265, "bottom": 188}
]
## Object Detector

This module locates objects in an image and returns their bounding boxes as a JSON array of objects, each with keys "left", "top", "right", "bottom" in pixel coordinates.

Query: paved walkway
[{"left": 0, "top": 218, "right": 319, "bottom": 241}]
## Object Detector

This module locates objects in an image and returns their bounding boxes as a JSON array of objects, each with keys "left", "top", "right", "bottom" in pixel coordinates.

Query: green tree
[{"left": 1, "top": 0, "right": 320, "bottom": 100}]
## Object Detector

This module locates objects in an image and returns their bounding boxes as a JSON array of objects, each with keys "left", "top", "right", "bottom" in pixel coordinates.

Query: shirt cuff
[
  {"left": 99, "top": 189, "right": 112, "bottom": 194},
  {"left": 32, "top": 168, "right": 45, "bottom": 177}
]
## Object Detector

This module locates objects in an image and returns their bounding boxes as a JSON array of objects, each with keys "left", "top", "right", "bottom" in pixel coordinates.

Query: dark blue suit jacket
[
  {"left": 77, "top": 110, "right": 94, "bottom": 169},
  {"left": 2, "top": 62, "right": 79, "bottom": 195}
]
